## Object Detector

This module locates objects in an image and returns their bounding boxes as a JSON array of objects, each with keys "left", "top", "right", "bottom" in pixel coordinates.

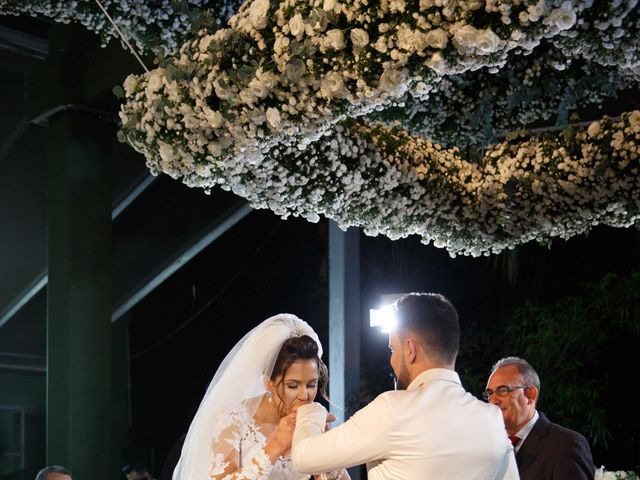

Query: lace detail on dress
[{"left": 208, "top": 404, "right": 310, "bottom": 480}]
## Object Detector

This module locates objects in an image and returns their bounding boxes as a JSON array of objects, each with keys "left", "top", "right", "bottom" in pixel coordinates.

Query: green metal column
[
  {"left": 46, "top": 109, "right": 113, "bottom": 478},
  {"left": 38, "top": 26, "right": 114, "bottom": 480},
  {"left": 112, "top": 315, "right": 131, "bottom": 478}
]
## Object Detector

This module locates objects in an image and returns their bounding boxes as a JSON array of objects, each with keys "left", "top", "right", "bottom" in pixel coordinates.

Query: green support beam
[
  {"left": 46, "top": 108, "right": 113, "bottom": 479},
  {"left": 26, "top": 24, "right": 135, "bottom": 480}
]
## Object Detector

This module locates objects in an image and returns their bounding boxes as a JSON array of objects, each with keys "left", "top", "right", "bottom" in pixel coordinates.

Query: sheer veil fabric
[{"left": 172, "top": 314, "right": 323, "bottom": 480}]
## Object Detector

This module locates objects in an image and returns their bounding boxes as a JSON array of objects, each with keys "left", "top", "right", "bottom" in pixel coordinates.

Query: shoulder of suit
[{"left": 541, "top": 414, "right": 589, "bottom": 443}]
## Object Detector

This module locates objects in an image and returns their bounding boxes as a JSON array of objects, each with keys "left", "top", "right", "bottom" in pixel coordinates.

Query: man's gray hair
[
  {"left": 35, "top": 465, "right": 72, "bottom": 480},
  {"left": 490, "top": 356, "right": 541, "bottom": 392}
]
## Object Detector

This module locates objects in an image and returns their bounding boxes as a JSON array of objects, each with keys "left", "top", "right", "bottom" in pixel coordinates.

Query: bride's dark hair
[{"left": 270, "top": 334, "right": 329, "bottom": 415}]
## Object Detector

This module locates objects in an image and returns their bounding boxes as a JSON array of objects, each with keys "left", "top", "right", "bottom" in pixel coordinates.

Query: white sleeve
[
  {"left": 492, "top": 447, "right": 520, "bottom": 480},
  {"left": 292, "top": 396, "right": 392, "bottom": 473},
  {"left": 503, "top": 449, "right": 520, "bottom": 480}
]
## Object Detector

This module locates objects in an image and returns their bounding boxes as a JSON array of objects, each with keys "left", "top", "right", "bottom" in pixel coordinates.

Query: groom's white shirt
[{"left": 292, "top": 368, "right": 520, "bottom": 480}]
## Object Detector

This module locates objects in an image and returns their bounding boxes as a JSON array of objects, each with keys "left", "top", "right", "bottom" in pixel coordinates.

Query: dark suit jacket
[{"left": 516, "top": 412, "right": 594, "bottom": 480}]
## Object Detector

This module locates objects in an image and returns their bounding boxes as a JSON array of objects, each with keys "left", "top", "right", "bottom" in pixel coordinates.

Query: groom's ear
[{"left": 405, "top": 337, "right": 418, "bottom": 364}]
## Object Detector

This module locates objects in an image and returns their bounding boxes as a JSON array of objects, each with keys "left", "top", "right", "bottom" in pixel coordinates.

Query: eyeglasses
[{"left": 482, "top": 385, "right": 530, "bottom": 401}]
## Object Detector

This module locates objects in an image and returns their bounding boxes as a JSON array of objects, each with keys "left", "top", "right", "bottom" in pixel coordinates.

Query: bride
[{"left": 172, "top": 314, "right": 350, "bottom": 480}]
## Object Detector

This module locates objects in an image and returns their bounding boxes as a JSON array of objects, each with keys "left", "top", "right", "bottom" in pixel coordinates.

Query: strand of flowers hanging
[{"left": 118, "top": 0, "right": 640, "bottom": 256}]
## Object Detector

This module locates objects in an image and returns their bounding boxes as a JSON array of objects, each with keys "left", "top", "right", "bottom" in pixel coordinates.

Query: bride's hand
[
  {"left": 325, "top": 412, "right": 337, "bottom": 432},
  {"left": 275, "top": 411, "right": 297, "bottom": 448},
  {"left": 265, "top": 412, "right": 297, "bottom": 461},
  {"left": 314, "top": 468, "right": 351, "bottom": 480}
]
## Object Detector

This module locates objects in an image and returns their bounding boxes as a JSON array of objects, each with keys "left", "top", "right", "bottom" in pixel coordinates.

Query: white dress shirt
[
  {"left": 512, "top": 410, "right": 539, "bottom": 453},
  {"left": 293, "top": 368, "right": 520, "bottom": 480}
]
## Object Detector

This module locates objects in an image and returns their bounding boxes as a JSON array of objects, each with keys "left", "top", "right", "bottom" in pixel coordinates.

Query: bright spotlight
[
  {"left": 369, "top": 305, "right": 397, "bottom": 332},
  {"left": 369, "top": 293, "right": 407, "bottom": 333}
]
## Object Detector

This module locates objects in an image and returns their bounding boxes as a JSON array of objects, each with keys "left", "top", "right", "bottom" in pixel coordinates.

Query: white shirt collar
[
  {"left": 407, "top": 368, "right": 461, "bottom": 391},
  {"left": 513, "top": 410, "right": 539, "bottom": 452}
]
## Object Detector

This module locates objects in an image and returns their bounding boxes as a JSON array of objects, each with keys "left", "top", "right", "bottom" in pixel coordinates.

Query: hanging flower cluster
[
  {"left": 120, "top": 0, "right": 592, "bottom": 164},
  {"left": 371, "top": 43, "right": 639, "bottom": 148},
  {"left": 552, "top": 0, "right": 640, "bottom": 71},
  {"left": 115, "top": 0, "right": 640, "bottom": 255},
  {"left": 0, "top": 0, "right": 241, "bottom": 54}
]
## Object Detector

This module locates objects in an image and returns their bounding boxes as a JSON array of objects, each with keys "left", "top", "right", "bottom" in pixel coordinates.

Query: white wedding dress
[
  {"left": 173, "top": 315, "right": 346, "bottom": 480},
  {"left": 209, "top": 403, "right": 309, "bottom": 480}
]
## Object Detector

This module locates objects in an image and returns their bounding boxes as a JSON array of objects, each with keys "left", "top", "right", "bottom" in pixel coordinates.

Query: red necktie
[{"left": 509, "top": 435, "right": 520, "bottom": 447}]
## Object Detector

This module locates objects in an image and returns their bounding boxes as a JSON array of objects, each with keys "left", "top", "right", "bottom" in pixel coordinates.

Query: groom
[{"left": 292, "top": 293, "right": 519, "bottom": 479}]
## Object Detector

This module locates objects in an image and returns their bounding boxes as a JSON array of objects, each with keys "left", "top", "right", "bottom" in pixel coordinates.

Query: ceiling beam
[
  {"left": 111, "top": 202, "right": 253, "bottom": 322},
  {"left": 0, "top": 173, "right": 156, "bottom": 328},
  {"left": 0, "top": 271, "right": 47, "bottom": 329},
  {"left": 0, "top": 24, "right": 48, "bottom": 60}
]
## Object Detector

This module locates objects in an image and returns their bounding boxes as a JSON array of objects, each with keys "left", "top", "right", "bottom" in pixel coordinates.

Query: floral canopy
[{"left": 2, "top": 0, "right": 639, "bottom": 256}]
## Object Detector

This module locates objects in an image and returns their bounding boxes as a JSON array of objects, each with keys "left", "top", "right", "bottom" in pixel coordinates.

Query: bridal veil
[{"left": 172, "top": 313, "right": 323, "bottom": 480}]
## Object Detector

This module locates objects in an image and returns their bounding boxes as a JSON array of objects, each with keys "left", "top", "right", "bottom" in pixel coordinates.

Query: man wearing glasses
[{"left": 485, "top": 357, "right": 594, "bottom": 480}]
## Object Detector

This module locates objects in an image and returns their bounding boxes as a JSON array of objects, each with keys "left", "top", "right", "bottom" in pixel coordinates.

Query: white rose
[
  {"left": 273, "top": 35, "right": 290, "bottom": 55},
  {"left": 246, "top": 108, "right": 266, "bottom": 126},
  {"left": 389, "top": 0, "right": 406, "bottom": 12},
  {"left": 527, "top": 0, "right": 545, "bottom": 22},
  {"left": 123, "top": 74, "right": 139, "bottom": 96},
  {"left": 325, "top": 29, "right": 346, "bottom": 50},
  {"left": 610, "top": 131, "right": 624, "bottom": 150},
  {"left": 202, "top": 106, "right": 224, "bottom": 128},
  {"left": 374, "top": 36, "right": 388, "bottom": 53},
  {"left": 425, "top": 28, "right": 448, "bottom": 49},
  {"left": 249, "top": 78, "right": 269, "bottom": 98},
  {"left": 158, "top": 141, "right": 175, "bottom": 164},
  {"left": 248, "top": 0, "right": 270, "bottom": 29},
  {"left": 587, "top": 121, "right": 601, "bottom": 138},
  {"left": 378, "top": 68, "right": 408, "bottom": 95},
  {"left": 544, "top": 2, "right": 576, "bottom": 30},
  {"left": 475, "top": 28, "right": 500, "bottom": 54},
  {"left": 426, "top": 51, "right": 446, "bottom": 74},
  {"left": 628, "top": 110, "right": 640, "bottom": 126},
  {"left": 320, "top": 71, "right": 345, "bottom": 99},
  {"left": 256, "top": 68, "right": 277, "bottom": 88},
  {"left": 239, "top": 88, "right": 256, "bottom": 105},
  {"left": 350, "top": 28, "right": 370, "bottom": 48},
  {"left": 413, "top": 81, "right": 432, "bottom": 97},
  {"left": 198, "top": 36, "right": 213, "bottom": 52},
  {"left": 396, "top": 25, "right": 414, "bottom": 51},
  {"left": 323, "top": 0, "right": 336, "bottom": 11},
  {"left": 266, "top": 107, "right": 282, "bottom": 130},
  {"left": 413, "top": 31, "right": 430, "bottom": 52},
  {"left": 146, "top": 68, "right": 166, "bottom": 93},
  {"left": 453, "top": 24, "right": 478, "bottom": 51},
  {"left": 289, "top": 13, "right": 305, "bottom": 37}
]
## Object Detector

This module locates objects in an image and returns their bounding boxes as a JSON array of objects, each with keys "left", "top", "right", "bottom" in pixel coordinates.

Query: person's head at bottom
[
  {"left": 35, "top": 465, "right": 72, "bottom": 480},
  {"left": 266, "top": 334, "right": 329, "bottom": 417},
  {"left": 389, "top": 292, "right": 460, "bottom": 390},
  {"left": 123, "top": 462, "right": 154, "bottom": 480}
]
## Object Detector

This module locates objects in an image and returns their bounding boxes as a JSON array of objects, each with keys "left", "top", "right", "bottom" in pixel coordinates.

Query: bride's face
[{"left": 271, "top": 359, "right": 319, "bottom": 416}]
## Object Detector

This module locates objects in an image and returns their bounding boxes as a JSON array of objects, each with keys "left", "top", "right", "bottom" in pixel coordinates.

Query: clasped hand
[{"left": 272, "top": 403, "right": 336, "bottom": 456}]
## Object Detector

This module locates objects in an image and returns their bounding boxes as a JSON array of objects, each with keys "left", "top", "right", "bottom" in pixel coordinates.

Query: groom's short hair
[{"left": 394, "top": 293, "right": 460, "bottom": 365}]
